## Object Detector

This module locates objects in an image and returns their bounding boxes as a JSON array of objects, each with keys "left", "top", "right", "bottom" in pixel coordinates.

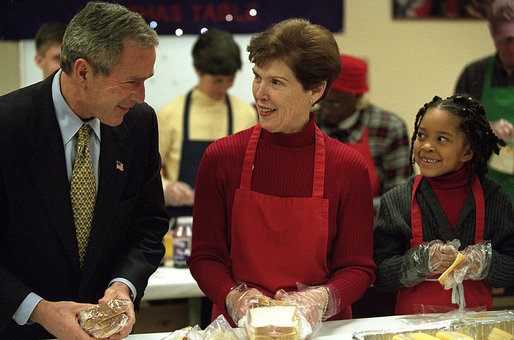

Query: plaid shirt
[
  {"left": 455, "top": 53, "right": 514, "bottom": 101},
  {"left": 317, "top": 104, "right": 411, "bottom": 196}
]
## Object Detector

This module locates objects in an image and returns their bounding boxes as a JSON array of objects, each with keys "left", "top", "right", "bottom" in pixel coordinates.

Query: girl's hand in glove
[{"left": 428, "top": 239, "right": 460, "bottom": 273}]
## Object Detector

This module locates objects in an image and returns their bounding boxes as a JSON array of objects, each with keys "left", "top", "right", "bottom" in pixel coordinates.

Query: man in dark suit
[{"left": 0, "top": 2, "right": 168, "bottom": 339}]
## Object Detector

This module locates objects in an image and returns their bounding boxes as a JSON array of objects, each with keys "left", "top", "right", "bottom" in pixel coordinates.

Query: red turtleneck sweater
[{"left": 425, "top": 165, "right": 472, "bottom": 229}]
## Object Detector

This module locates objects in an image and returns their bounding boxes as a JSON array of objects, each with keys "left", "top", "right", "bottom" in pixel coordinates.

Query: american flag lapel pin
[{"left": 116, "top": 160, "right": 124, "bottom": 172}]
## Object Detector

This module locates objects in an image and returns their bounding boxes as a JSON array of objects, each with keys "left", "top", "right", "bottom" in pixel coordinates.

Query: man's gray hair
[{"left": 61, "top": 2, "right": 159, "bottom": 75}]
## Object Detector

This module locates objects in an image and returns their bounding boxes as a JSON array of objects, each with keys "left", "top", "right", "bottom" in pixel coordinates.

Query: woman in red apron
[
  {"left": 187, "top": 19, "right": 376, "bottom": 331},
  {"left": 374, "top": 95, "right": 514, "bottom": 315}
]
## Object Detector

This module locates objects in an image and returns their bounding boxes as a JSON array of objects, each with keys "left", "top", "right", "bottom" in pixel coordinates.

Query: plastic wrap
[
  {"left": 400, "top": 240, "right": 460, "bottom": 287},
  {"left": 226, "top": 283, "right": 269, "bottom": 324},
  {"left": 428, "top": 240, "right": 461, "bottom": 274},
  {"left": 459, "top": 241, "right": 493, "bottom": 281},
  {"left": 438, "top": 253, "right": 468, "bottom": 291},
  {"left": 77, "top": 299, "right": 129, "bottom": 338},
  {"left": 238, "top": 305, "right": 310, "bottom": 340},
  {"left": 274, "top": 283, "right": 340, "bottom": 337},
  {"left": 161, "top": 326, "right": 195, "bottom": 340},
  {"left": 160, "top": 314, "right": 244, "bottom": 340}
]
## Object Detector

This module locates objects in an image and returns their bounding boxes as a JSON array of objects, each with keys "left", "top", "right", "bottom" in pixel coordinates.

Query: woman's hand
[
  {"left": 491, "top": 119, "right": 514, "bottom": 141},
  {"left": 275, "top": 287, "right": 328, "bottom": 331},
  {"left": 225, "top": 284, "right": 267, "bottom": 324}
]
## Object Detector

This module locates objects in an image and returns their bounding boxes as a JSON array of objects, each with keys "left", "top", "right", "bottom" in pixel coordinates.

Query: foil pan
[{"left": 352, "top": 310, "right": 514, "bottom": 340}]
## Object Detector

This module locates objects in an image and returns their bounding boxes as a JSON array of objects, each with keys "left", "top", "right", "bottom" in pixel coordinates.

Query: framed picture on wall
[{"left": 393, "top": 0, "right": 492, "bottom": 19}]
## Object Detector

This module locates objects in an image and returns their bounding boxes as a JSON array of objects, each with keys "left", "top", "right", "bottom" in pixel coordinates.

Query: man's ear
[
  {"left": 35, "top": 53, "right": 43, "bottom": 68},
  {"left": 73, "top": 58, "right": 91, "bottom": 87}
]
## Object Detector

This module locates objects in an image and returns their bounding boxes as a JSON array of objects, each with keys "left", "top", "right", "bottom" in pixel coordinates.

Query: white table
[
  {"left": 125, "top": 318, "right": 391, "bottom": 339},
  {"left": 142, "top": 266, "right": 204, "bottom": 301},
  {"left": 125, "top": 315, "right": 444, "bottom": 339},
  {"left": 142, "top": 266, "right": 205, "bottom": 326}
]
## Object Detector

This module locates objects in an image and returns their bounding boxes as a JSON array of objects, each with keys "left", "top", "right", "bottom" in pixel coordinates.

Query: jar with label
[
  {"left": 172, "top": 216, "right": 193, "bottom": 268},
  {"left": 161, "top": 218, "right": 175, "bottom": 266}
]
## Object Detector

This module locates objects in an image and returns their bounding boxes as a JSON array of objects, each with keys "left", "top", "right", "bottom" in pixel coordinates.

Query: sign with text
[{"left": 1, "top": 0, "right": 343, "bottom": 40}]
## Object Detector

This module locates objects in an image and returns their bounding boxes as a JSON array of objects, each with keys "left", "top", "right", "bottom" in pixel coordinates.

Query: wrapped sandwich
[
  {"left": 246, "top": 305, "right": 301, "bottom": 340},
  {"left": 78, "top": 299, "right": 129, "bottom": 338}
]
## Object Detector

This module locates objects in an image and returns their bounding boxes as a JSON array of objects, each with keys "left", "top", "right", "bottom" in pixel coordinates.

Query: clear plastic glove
[
  {"left": 164, "top": 181, "right": 194, "bottom": 206},
  {"left": 440, "top": 253, "right": 470, "bottom": 290},
  {"left": 399, "top": 240, "right": 459, "bottom": 287},
  {"left": 428, "top": 239, "right": 460, "bottom": 273},
  {"left": 491, "top": 119, "right": 514, "bottom": 141},
  {"left": 275, "top": 283, "right": 340, "bottom": 336},
  {"left": 460, "top": 241, "right": 493, "bottom": 281},
  {"left": 225, "top": 283, "right": 268, "bottom": 325}
]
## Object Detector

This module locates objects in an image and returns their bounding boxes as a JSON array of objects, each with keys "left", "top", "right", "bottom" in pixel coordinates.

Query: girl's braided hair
[{"left": 409, "top": 95, "right": 506, "bottom": 178}]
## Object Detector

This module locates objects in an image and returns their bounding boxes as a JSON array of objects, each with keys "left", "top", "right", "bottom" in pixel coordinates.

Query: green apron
[{"left": 481, "top": 56, "right": 514, "bottom": 201}]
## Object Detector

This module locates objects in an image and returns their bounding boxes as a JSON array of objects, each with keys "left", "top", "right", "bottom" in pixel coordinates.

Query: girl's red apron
[
  {"left": 212, "top": 124, "right": 351, "bottom": 324},
  {"left": 395, "top": 174, "right": 492, "bottom": 314},
  {"left": 347, "top": 126, "right": 381, "bottom": 198}
]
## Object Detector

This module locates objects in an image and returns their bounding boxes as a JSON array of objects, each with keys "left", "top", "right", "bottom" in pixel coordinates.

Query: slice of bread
[
  {"left": 248, "top": 306, "right": 299, "bottom": 339},
  {"left": 250, "top": 331, "right": 298, "bottom": 340}
]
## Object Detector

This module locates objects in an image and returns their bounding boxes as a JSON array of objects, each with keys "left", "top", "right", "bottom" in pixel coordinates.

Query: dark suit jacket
[{"left": 0, "top": 74, "right": 168, "bottom": 339}]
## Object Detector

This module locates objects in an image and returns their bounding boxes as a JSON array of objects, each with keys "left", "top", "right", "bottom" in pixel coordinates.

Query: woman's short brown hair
[{"left": 247, "top": 18, "right": 341, "bottom": 103}]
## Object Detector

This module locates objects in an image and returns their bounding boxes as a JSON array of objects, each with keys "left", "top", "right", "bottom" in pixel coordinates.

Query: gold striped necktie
[{"left": 70, "top": 124, "right": 96, "bottom": 268}]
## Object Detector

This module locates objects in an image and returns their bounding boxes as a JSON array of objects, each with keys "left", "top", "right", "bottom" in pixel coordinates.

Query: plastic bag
[
  {"left": 160, "top": 326, "right": 195, "bottom": 340},
  {"left": 160, "top": 315, "right": 244, "bottom": 340},
  {"left": 77, "top": 299, "right": 129, "bottom": 338},
  {"left": 238, "top": 304, "right": 309, "bottom": 340},
  {"left": 200, "top": 314, "right": 243, "bottom": 339}
]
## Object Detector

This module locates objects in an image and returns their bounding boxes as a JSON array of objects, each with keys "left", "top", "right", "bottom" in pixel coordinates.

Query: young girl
[{"left": 374, "top": 95, "right": 514, "bottom": 315}]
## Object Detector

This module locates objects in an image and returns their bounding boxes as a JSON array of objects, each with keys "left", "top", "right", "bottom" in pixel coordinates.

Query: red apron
[
  {"left": 212, "top": 124, "right": 351, "bottom": 324},
  {"left": 347, "top": 126, "right": 381, "bottom": 198},
  {"left": 395, "top": 174, "right": 492, "bottom": 314}
]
